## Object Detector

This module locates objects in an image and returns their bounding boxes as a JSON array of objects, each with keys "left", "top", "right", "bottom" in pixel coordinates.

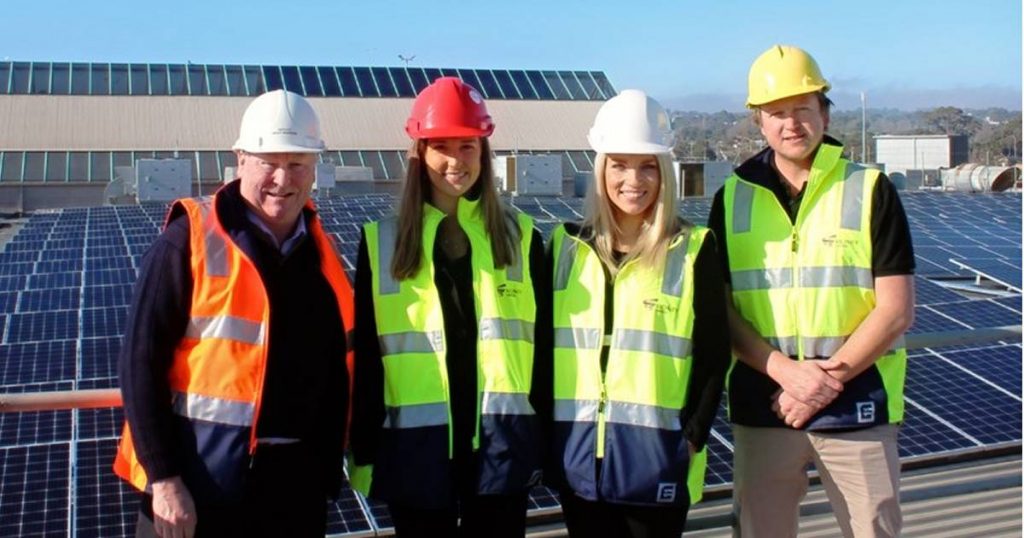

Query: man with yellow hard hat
[{"left": 708, "top": 45, "right": 915, "bottom": 537}]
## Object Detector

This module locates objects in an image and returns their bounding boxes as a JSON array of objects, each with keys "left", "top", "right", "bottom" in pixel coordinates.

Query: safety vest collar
[{"left": 422, "top": 194, "right": 485, "bottom": 226}]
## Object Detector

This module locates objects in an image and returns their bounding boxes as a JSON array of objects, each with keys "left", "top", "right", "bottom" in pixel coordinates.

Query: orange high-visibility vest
[{"left": 113, "top": 193, "right": 354, "bottom": 492}]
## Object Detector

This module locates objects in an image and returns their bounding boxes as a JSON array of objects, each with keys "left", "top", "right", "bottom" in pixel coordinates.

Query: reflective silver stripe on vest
[
  {"left": 732, "top": 181, "right": 755, "bottom": 234},
  {"left": 605, "top": 401, "right": 681, "bottom": 430},
  {"left": 612, "top": 328, "right": 691, "bottom": 359},
  {"left": 799, "top": 266, "right": 874, "bottom": 289},
  {"left": 480, "top": 318, "right": 534, "bottom": 343},
  {"left": 197, "top": 202, "right": 229, "bottom": 277},
  {"left": 661, "top": 233, "right": 690, "bottom": 297},
  {"left": 554, "top": 327, "right": 601, "bottom": 350},
  {"left": 841, "top": 166, "right": 866, "bottom": 231},
  {"left": 481, "top": 392, "right": 535, "bottom": 416},
  {"left": 553, "top": 235, "right": 578, "bottom": 292},
  {"left": 186, "top": 316, "right": 265, "bottom": 345},
  {"left": 378, "top": 330, "right": 445, "bottom": 355},
  {"left": 171, "top": 391, "right": 254, "bottom": 427},
  {"left": 731, "top": 267, "right": 793, "bottom": 291},
  {"left": 376, "top": 217, "right": 400, "bottom": 295},
  {"left": 768, "top": 336, "right": 799, "bottom": 356},
  {"left": 770, "top": 335, "right": 903, "bottom": 358},
  {"left": 504, "top": 213, "right": 524, "bottom": 283},
  {"left": 553, "top": 399, "right": 599, "bottom": 422},
  {"left": 382, "top": 402, "right": 449, "bottom": 429},
  {"left": 732, "top": 266, "right": 872, "bottom": 291},
  {"left": 801, "top": 336, "right": 846, "bottom": 357}
]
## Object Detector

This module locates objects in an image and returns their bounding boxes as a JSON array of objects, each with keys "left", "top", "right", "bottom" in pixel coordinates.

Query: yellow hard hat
[{"left": 746, "top": 45, "right": 830, "bottom": 107}]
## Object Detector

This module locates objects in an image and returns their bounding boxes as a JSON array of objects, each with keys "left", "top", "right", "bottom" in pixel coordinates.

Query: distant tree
[
  {"left": 970, "top": 116, "right": 1022, "bottom": 165},
  {"left": 921, "top": 106, "right": 982, "bottom": 136}
]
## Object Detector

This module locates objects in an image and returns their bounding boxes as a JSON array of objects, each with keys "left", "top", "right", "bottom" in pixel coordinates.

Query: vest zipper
[{"left": 596, "top": 384, "right": 607, "bottom": 459}]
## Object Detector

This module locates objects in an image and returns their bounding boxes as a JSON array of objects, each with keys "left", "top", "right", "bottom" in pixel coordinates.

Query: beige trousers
[{"left": 732, "top": 424, "right": 901, "bottom": 538}]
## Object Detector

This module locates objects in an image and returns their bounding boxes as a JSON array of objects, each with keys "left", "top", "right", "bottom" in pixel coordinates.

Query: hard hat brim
[
  {"left": 407, "top": 125, "right": 494, "bottom": 140},
  {"left": 232, "top": 140, "right": 325, "bottom": 154},
  {"left": 745, "top": 84, "right": 830, "bottom": 108},
  {"left": 589, "top": 137, "right": 673, "bottom": 155}
]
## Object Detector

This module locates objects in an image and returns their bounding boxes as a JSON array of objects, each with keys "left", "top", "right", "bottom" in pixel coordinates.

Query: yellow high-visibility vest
[
  {"left": 723, "top": 143, "right": 906, "bottom": 429},
  {"left": 352, "top": 196, "right": 540, "bottom": 505},
  {"left": 551, "top": 222, "right": 709, "bottom": 506}
]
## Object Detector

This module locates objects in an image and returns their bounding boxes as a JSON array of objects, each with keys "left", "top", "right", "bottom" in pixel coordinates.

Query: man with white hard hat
[{"left": 114, "top": 89, "right": 355, "bottom": 537}]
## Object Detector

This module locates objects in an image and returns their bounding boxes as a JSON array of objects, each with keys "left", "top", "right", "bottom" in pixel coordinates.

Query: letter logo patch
[
  {"left": 856, "top": 401, "right": 876, "bottom": 423},
  {"left": 656, "top": 482, "right": 677, "bottom": 503}
]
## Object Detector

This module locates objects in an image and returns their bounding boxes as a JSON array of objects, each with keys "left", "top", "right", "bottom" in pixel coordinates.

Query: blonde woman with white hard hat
[{"left": 545, "top": 90, "right": 730, "bottom": 537}]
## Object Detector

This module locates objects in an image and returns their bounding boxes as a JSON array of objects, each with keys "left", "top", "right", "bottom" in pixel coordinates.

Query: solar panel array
[{"left": 0, "top": 191, "right": 1019, "bottom": 537}]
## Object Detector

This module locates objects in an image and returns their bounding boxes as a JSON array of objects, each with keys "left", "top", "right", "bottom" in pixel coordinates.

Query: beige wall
[{"left": 0, "top": 95, "right": 601, "bottom": 151}]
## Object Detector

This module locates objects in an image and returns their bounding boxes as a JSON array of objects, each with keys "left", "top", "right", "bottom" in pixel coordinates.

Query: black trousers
[
  {"left": 387, "top": 492, "right": 529, "bottom": 538},
  {"left": 136, "top": 443, "right": 329, "bottom": 538},
  {"left": 559, "top": 490, "right": 690, "bottom": 538}
]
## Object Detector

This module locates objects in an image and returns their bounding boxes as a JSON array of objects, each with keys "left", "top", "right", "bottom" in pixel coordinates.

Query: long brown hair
[{"left": 391, "top": 137, "right": 519, "bottom": 280}]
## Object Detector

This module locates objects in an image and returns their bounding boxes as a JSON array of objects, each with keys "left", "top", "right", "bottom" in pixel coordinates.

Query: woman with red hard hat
[{"left": 349, "top": 77, "right": 550, "bottom": 537}]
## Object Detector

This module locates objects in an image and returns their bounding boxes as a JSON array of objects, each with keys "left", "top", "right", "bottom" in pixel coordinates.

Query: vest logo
[
  {"left": 643, "top": 298, "right": 677, "bottom": 314},
  {"left": 497, "top": 283, "right": 521, "bottom": 299},
  {"left": 856, "top": 401, "right": 876, "bottom": 423},
  {"left": 656, "top": 482, "right": 677, "bottom": 503},
  {"left": 821, "top": 233, "right": 858, "bottom": 249}
]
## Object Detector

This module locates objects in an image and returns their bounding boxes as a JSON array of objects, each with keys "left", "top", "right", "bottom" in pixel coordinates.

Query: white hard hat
[
  {"left": 232, "top": 89, "right": 325, "bottom": 153},
  {"left": 587, "top": 89, "right": 673, "bottom": 155}
]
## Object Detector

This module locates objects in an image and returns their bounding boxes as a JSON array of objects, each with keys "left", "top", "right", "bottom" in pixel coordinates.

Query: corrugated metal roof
[
  {"left": 0, "top": 95, "right": 601, "bottom": 151},
  {"left": 525, "top": 456, "right": 1023, "bottom": 537}
]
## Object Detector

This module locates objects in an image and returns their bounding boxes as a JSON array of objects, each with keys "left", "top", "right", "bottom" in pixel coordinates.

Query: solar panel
[
  {"left": 950, "top": 258, "right": 1023, "bottom": 292},
  {"left": 28, "top": 272, "right": 82, "bottom": 289},
  {"left": 904, "top": 355, "right": 1021, "bottom": 445},
  {"left": 913, "top": 277, "right": 968, "bottom": 306},
  {"left": 908, "top": 306, "right": 971, "bottom": 334},
  {"left": 0, "top": 292, "right": 15, "bottom": 314},
  {"left": 896, "top": 402, "right": 978, "bottom": 457},
  {"left": 0, "top": 443, "right": 70, "bottom": 537},
  {"left": 325, "top": 486, "right": 374, "bottom": 536},
  {"left": 77, "top": 408, "right": 125, "bottom": 442},
  {"left": 17, "top": 288, "right": 81, "bottom": 313},
  {"left": 928, "top": 344, "right": 1022, "bottom": 397},
  {"left": 75, "top": 439, "right": 138, "bottom": 538},
  {"left": 929, "top": 299, "right": 1022, "bottom": 329},
  {"left": 82, "top": 307, "right": 128, "bottom": 339},
  {"left": 0, "top": 190, "right": 1019, "bottom": 537},
  {"left": 0, "top": 410, "right": 72, "bottom": 447},
  {"left": 0, "top": 340, "right": 76, "bottom": 386},
  {"left": 7, "top": 310, "right": 78, "bottom": 342}
]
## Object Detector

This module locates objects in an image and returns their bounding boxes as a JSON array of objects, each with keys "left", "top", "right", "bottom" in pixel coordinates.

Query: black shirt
[{"left": 708, "top": 137, "right": 916, "bottom": 282}]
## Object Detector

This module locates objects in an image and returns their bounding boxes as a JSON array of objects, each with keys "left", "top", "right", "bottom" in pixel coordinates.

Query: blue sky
[{"left": 2, "top": 0, "right": 1020, "bottom": 111}]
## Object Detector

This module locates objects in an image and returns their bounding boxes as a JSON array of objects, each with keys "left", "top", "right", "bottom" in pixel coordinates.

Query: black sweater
[{"left": 118, "top": 182, "right": 349, "bottom": 495}]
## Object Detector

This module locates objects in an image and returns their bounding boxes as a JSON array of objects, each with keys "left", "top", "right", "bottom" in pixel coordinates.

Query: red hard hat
[{"left": 405, "top": 77, "right": 494, "bottom": 139}]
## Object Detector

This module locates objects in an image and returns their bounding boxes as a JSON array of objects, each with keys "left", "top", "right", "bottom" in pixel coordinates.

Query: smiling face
[
  {"left": 236, "top": 150, "right": 317, "bottom": 240},
  {"left": 422, "top": 137, "right": 482, "bottom": 213},
  {"left": 756, "top": 92, "right": 829, "bottom": 168},
  {"left": 604, "top": 153, "right": 661, "bottom": 224}
]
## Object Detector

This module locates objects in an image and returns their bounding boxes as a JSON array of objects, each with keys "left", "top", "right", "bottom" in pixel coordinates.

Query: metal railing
[{"left": 1, "top": 325, "right": 1020, "bottom": 414}]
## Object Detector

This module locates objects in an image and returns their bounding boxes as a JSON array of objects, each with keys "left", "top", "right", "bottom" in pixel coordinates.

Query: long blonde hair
[
  {"left": 391, "top": 137, "right": 518, "bottom": 280},
  {"left": 582, "top": 152, "right": 681, "bottom": 277}
]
